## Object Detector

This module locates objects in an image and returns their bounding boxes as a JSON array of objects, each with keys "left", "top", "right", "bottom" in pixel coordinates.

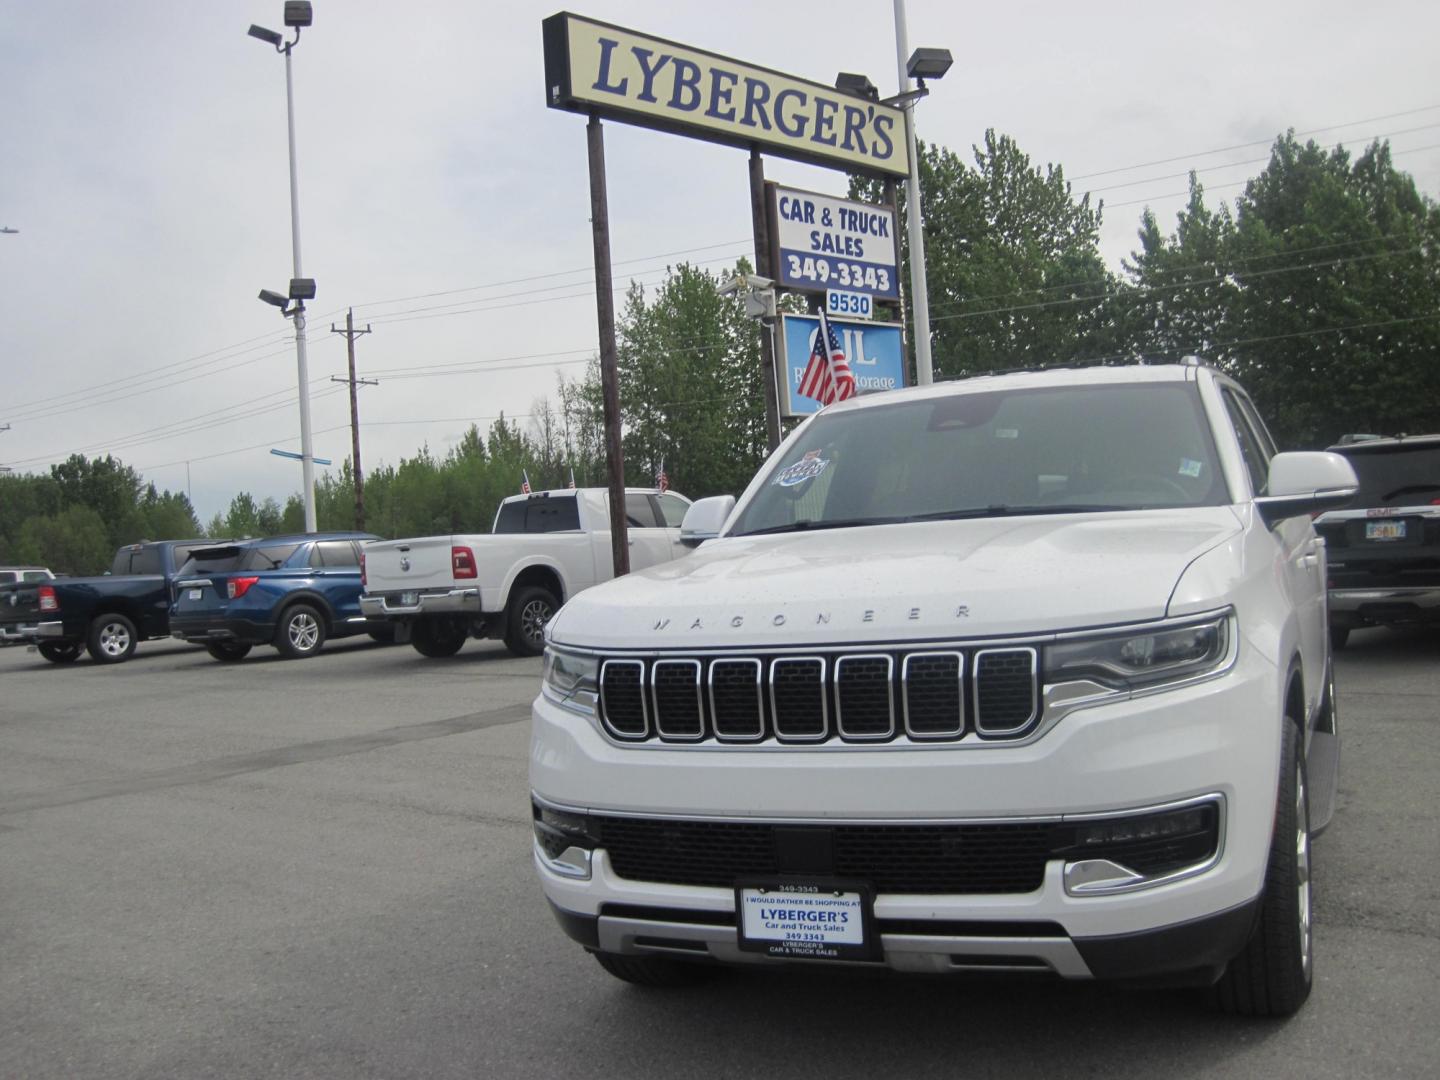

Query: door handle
[{"left": 1300, "top": 554, "right": 1320, "bottom": 569}]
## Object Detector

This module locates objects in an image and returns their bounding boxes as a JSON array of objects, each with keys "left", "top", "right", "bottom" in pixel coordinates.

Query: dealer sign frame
[{"left": 542, "top": 12, "right": 910, "bottom": 179}]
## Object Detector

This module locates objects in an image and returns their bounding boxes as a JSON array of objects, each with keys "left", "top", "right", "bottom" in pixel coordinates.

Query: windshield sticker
[
  {"left": 994, "top": 428, "right": 1019, "bottom": 439},
  {"left": 1178, "top": 458, "right": 1204, "bottom": 478},
  {"left": 773, "top": 451, "right": 831, "bottom": 488}
]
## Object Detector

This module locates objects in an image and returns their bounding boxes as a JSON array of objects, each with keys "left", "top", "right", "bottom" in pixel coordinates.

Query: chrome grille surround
[
  {"left": 708, "top": 657, "right": 765, "bottom": 741},
  {"left": 834, "top": 654, "right": 896, "bottom": 740},
  {"left": 971, "top": 647, "right": 1039, "bottom": 737},
  {"left": 769, "top": 656, "right": 829, "bottom": 741},
  {"left": 598, "top": 659, "right": 647, "bottom": 740},
  {"left": 902, "top": 650, "right": 965, "bottom": 739},
  {"left": 651, "top": 658, "right": 703, "bottom": 740}
]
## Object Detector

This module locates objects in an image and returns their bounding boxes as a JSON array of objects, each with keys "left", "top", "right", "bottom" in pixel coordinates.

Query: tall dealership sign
[
  {"left": 542, "top": 12, "right": 906, "bottom": 573},
  {"left": 543, "top": 14, "right": 909, "bottom": 178}
]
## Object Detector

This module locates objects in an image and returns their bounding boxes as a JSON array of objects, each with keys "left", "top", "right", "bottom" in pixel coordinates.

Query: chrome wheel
[
  {"left": 98, "top": 621, "right": 132, "bottom": 657},
  {"left": 520, "top": 597, "right": 552, "bottom": 646},
  {"left": 1296, "top": 766, "right": 1312, "bottom": 977},
  {"left": 287, "top": 612, "right": 320, "bottom": 652}
]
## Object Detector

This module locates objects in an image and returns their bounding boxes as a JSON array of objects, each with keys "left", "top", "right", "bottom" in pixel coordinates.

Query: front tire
[
  {"left": 591, "top": 951, "right": 714, "bottom": 987},
  {"left": 411, "top": 618, "right": 466, "bottom": 658},
  {"left": 504, "top": 586, "right": 557, "bottom": 657},
  {"left": 206, "top": 640, "right": 252, "bottom": 662},
  {"left": 38, "top": 641, "right": 82, "bottom": 664},
  {"left": 274, "top": 604, "right": 326, "bottom": 659},
  {"left": 87, "top": 614, "right": 138, "bottom": 664},
  {"left": 1214, "top": 718, "right": 1313, "bottom": 1016}
]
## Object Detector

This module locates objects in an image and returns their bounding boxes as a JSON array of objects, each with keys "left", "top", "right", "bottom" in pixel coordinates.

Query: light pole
[
  {"left": 892, "top": 0, "right": 951, "bottom": 385},
  {"left": 249, "top": 2, "right": 318, "bottom": 532}
]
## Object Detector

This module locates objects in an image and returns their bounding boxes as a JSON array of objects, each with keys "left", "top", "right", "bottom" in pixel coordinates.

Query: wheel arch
[
  {"left": 275, "top": 590, "right": 337, "bottom": 628},
  {"left": 504, "top": 562, "right": 565, "bottom": 609}
]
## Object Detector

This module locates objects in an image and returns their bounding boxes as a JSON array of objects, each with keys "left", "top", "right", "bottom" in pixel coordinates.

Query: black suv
[{"left": 1315, "top": 434, "right": 1440, "bottom": 646}]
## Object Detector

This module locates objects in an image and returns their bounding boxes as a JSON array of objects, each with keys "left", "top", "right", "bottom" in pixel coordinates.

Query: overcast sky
[{"left": 3, "top": 1, "right": 1437, "bottom": 522}]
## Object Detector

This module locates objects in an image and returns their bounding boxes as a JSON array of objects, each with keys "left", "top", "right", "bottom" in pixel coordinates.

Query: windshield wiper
[
  {"left": 1380, "top": 483, "right": 1440, "bottom": 502},
  {"left": 737, "top": 516, "right": 905, "bottom": 537},
  {"left": 908, "top": 504, "right": 1131, "bottom": 521}
]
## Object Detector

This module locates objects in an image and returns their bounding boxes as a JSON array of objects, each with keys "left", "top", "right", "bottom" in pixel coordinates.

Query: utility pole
[{"left": 330, "top": 309, "right": 376, "bottom": 530}]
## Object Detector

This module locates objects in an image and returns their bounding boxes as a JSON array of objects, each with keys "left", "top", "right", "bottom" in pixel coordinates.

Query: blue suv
[{"left": 170, "top": 532, "right": 381, "bottom": 661}]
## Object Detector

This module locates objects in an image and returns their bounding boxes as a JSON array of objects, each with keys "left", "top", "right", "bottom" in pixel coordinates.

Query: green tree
[
  {"left": 15, "top": 505, "right": 113, "bottom": 575},
  {"left": 223, "top": 492, "right": 261, "bottom": 538},
  {"left": 853, "top": 131, "right": 1118, "bottom": 378}
]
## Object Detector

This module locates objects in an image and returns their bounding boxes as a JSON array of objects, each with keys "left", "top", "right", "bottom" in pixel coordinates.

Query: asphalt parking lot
[{"left": 2, "top": 628, "right": 1437, "bottom": 1079}]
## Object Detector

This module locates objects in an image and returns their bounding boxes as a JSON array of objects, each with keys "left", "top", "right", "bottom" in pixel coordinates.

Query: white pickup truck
[{"left": 360, "top": 487, "right": 692, "bottom": 658}]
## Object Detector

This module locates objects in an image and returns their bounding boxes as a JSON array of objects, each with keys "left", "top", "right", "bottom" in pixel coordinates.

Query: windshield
[
  {"left": 1337, "top": 443, "right": 1440, "bottom": 508},
  {"left": 730, "top": 382, "right": 1226, "bottom": 537}
]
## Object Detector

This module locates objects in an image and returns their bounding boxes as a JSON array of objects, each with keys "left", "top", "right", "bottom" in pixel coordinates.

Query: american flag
[
  {"left": 656, "top": 458, "right": 669, "bottom": 493},
  {"left": 521, "top": 469, "right": 532, "bottom": 495},
  {"left": 797, "top": 311, "right": 855, "bottom": 406},
  {"left": 567, "top": 467, "right": 576, "bottom": 490}
]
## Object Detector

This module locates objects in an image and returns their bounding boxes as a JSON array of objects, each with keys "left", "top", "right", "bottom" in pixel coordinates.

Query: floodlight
[
  {"left": 248, "top": 24, "right": 284, "bottom": 47},
  {"left": 283, "top": 2, "right": 313, "bottom": 28},
  {"left": 258, "top": 288, "right": 289, "bottom": 308},
  {"left": 906, "top": 48, "right": 953, "bottom": 82},
  {"left": 288, "top": 277, "right": 317, "bottom": 301},
  {"left": 834, "top": 72, "right": 878, "bottom": 101}
]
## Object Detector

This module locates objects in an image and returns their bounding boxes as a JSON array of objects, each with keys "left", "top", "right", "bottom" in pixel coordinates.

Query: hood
[{"left": 550, "top": 508, "right": 1242, "bottom": 649}]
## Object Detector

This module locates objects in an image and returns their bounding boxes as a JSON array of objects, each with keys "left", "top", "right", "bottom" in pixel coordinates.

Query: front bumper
[
  {"left": 529, "top": 641, "right": 1283, "bottom": 976},
  {"left": 0, "top": 620, "right": 65, "bottom": 644},
  {"left": 359, "top": 588, "right": 481, "bottom": 619}
]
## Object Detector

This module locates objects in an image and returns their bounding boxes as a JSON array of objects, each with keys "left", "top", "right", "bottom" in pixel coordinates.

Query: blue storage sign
[{"left": 779, "top": 315, "right": 906, "bottom": 417}]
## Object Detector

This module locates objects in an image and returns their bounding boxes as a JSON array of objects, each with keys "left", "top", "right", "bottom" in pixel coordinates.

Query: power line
[{"left": 1069, "top": 103, "right": 1440, "bottom": 181}]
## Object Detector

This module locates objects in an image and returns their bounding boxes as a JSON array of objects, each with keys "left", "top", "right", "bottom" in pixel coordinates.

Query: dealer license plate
[
  {"left": 736, "top": 881, "right": 873, "bottom": 961},
  {"left": 400, "top": 591, "right": 419, "bottom": 606},
  {"left": 188, "top": 589, "right": 203, "bottom": 601},
  {"left": 1365, "top": 520, "right": 1406, "bottom": 541}
]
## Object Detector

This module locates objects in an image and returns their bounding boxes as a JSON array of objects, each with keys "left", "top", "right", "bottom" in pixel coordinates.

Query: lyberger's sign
[{"left": 542, "top": 12, "right": 909, "bottom": 178}]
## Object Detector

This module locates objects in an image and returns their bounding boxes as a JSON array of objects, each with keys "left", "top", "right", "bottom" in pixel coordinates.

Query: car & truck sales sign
[
  {"left": 542, "top": 13, "right": 910, "bottom": 179},
  {"left": 771, "top": 185, "right": 899, "bottom": 299}
]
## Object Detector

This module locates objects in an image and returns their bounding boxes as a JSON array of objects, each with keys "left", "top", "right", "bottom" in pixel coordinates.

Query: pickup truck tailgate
[
  {"left": 0, "top": 582, "right": 48, "bottom": 623},
  {"left": 364, "top": 537, "right": 459, "bottom": 593}
]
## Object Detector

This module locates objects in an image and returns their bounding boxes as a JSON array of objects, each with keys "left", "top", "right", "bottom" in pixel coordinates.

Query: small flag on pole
[
  {"left": 657, "top": 458, "right": 669, "bottom": 493},
  {"left": 796, "top": 311, "right": 855, "bottom": 406},
  {"left": 521, "top": 469, "right": 532, "bottom": 495},
  {"left": 567, "top": 466, "right": 576, "bottom": 490}
]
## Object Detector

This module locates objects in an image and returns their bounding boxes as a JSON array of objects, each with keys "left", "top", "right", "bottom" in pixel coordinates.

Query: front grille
[
  {"left": 596, "top": 815, "right": 1056, "bottom": 894},
  {"left": 596, "top": 646, "right": 1042, "bottom": 744},
  {"left": 588, "top": 800, "right": 1223, "bottom": 895}
]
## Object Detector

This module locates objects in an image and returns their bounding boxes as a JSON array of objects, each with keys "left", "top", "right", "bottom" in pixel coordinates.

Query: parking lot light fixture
[{"left": 250, "top": 3, "right": 318, "bottom": 532}]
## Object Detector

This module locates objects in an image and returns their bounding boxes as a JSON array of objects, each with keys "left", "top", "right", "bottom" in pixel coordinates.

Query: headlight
[
  {"left": 1044, "top": 614, "right": 1232, "bottom": 690},
  {"left": 541, "top": 647, "right": 600, "bottom": 716}
]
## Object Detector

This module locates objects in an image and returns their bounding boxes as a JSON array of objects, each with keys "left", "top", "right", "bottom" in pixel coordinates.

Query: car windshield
[
  {"left": 1336, "top": 441, "right": 1440, "bottom": 507},
  {"left": 730, "top": 381, "right": 1227, "bottom": 537}
]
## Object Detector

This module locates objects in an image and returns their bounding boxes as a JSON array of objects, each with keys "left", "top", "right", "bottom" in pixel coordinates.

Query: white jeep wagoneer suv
[{"left": 530, "top": 363, "right": 1358, "bottom": 1016}]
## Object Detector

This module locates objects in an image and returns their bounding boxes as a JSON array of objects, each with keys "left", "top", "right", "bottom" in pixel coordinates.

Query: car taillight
[
  {"left": 38, "top": 585, "right": 58, "bottom": 612},
  {"left": 452, "top": 546, "right": 477, "bottom": 579},
  {"left": 228, "top": 576, "right": 260, "bottom": 600},
  {"left": 360, "top": 553, "right": 366, "bottom": 587}
]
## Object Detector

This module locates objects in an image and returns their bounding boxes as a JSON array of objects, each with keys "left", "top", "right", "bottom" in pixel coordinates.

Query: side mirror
[
  {"left": 679, "top": 495, "right": 736, "bottom": 548},
  {"left": 1255, "top": 451, "right": 1358, "bottom": 526}
]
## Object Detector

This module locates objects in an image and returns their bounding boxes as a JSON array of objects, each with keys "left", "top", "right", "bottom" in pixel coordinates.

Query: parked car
[
  {"left": 361, "top": 487, "right": 691, "bottom": 659},
  {"left": 0, "top": 541, "right": 220, "bottom": 663},
  {"left": 0, "top": 566, "right": 54, "bottom": 585},
  {"left": 1315, "top": 433, "right": 1440, "bottom": 647},
  {"left": 170, "top": 532, "right": 382, "bottom": 661},
  {"left": 531, "top": 362, "right": 1358, "bottom": 1016}
]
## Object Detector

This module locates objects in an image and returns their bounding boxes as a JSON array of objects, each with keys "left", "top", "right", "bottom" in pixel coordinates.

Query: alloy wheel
[{"left": 288, "top": 613, "right": 320, "bottom": 652}]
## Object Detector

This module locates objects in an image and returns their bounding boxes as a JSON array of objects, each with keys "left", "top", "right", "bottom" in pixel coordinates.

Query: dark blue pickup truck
[{"left": 0, "top": 539, "right": 221, "bottom": 664}]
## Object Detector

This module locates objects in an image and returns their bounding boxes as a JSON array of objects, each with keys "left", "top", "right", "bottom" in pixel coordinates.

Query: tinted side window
[
  {"left": 110, "top": 550, "right": 133, "bottom": 575},
  {"left": 317, "top": 541, "right": 360, "bottom": 568},
  {"left": 656, "top": 494, "right": 689, "bottom": 527},
  {"left": 625, "top": 494, "right": 660, "bottom": 528},
  {"left": 23, "top": 571, "right": 50, "bottom": 582},
  {"left": 525, "top": 499, "right": 581, "bottom": 533},
  {"left": 493, "top": 502, "right": 527, "bottom": 534},
  {"left": 241, "top": 544, "right": 301, "bottom": 570},
  {"left": 131, "top": 547, "right": 164, "bottom": 576},
  {"left": 1221, "top": 389, "right": 1270, "bottom": 496},
  {"left": 0, "top": 571, "right": 15, "bottom": 585}
]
